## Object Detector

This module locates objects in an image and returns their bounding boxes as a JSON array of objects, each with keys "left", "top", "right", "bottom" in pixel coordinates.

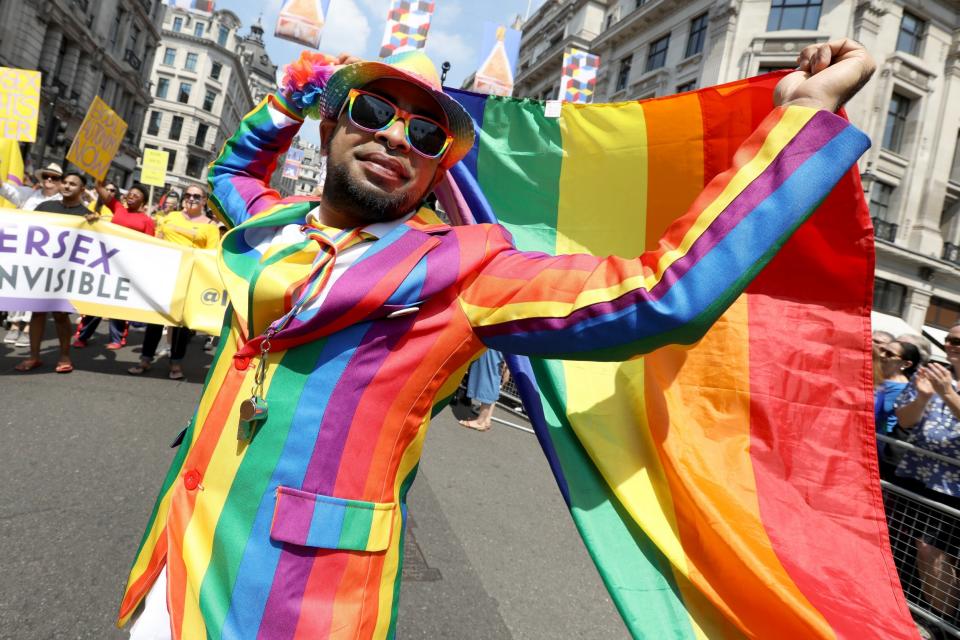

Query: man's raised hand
[{"left": 773, "top": 38, "right": 876, "bottom": 112}]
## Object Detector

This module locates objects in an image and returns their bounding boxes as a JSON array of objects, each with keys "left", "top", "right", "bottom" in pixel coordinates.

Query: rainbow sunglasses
[{"left": 341, "top": 88, "right": 454, "bottom": 160}]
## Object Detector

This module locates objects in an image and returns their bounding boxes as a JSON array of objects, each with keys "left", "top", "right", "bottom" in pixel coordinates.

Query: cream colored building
[
  {"left": 0, "top": 0, "right": 164, "bottom": 185},
  {"left": 517, "top": 0, "right": 960, "bottom": 339},
  {"left": 140, "top": 5, "right": 254, "bottom": 195}
]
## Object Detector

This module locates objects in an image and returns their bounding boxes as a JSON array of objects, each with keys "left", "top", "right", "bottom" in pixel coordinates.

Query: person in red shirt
[{"left": 72, "top": 182, "right": 157, "bottom": 350}]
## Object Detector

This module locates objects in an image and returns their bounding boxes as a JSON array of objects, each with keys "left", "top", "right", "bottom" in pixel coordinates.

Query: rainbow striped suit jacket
[{"left": 119, "top": 92, "right": 869, "bottom": 639}]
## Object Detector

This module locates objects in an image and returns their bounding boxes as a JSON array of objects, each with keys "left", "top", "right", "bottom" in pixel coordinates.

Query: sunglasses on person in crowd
[
  {"left": 43, "top": 174, "right": 61, "bottom": 182},
  {"left": 343, "top": 88, "right": 453, "bottom": 159},
  {"left": 184, "top": 193, "right": 205, "bottom": 201},
  {"left": 945, "top": 336, "right": 960, "bottom": 347}
]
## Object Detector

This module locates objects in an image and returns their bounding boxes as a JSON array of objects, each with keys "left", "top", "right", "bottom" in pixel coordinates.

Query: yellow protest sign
[
  {"left": 66, "top": 96, "right": 128, "bottom": 181},
  {"left": 0, "top": 67, "right": 41, "bottom": 141},
  {"left": 141, "top": 148, "right": 169, "bottom": 187}
]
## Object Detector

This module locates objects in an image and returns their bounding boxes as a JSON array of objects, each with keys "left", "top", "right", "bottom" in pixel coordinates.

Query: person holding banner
[
  {"left": 128, "top": 185, "right": 219, "bottom": 380},
  {"left": 120, "top": 42, "right": 877, "bottom": 639},
  {"left": 16, "top": 172, "right": 97, "bottom": 373}
]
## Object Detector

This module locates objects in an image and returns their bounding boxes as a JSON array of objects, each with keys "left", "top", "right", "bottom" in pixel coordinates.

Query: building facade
[
  {"left": 0, "top": 0, "right": 164, "bottom": 185},
  {"left": 513, "top": 0, "right": 610, "bottom": 101},
  {"left": 517, "top": 0, "right": 960, "bottom": 337},
  {"left": 139, "top": 5, "right": 255, "bottom": 196}
]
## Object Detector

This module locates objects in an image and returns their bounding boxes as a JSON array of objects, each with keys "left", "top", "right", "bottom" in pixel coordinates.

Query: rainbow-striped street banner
[
  {"left": 559, "top": 48, "right": 600, "bottom": 103},
  {"left": 441, "top": 74, "right": 917, "bottom": 638},
  {"left": 378, "top": 0, "right": 435, "bottom": 58}
]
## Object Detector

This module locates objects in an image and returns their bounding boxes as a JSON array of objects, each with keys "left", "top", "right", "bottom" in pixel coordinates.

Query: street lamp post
[{"left": 441, "top": 61, "right": 451, "bottom": 85}]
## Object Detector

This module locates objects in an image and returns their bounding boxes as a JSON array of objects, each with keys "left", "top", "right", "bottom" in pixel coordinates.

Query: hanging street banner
[
  {"left": 275, "top": 0, "right": 332, "bottom": 48},
  {"left": 66, "top": 96, "right": 128, "bottom": 182},
  {"left": 140, "top": 148, "right": 169, "bottom": 187},
  {"left": 379, "top": 0, "right": 435, "bottom": 58},
  {"left": 0, "top": 209, "right": 226, "bottom": 334},
  {"left": 472, "top": 23, "right": 521, "bottom": 97},
  {"left": 164, "top": 0, "right": 215, "bottom": 13},
  {"left": 281, "top": 147, "right": 305, "bottom": 180},
  {"left": 559, "top": 48, "right": 600, "bottom": 103},
  {"left": 0, "top": 67, "right": 41, "bottom": 142}
]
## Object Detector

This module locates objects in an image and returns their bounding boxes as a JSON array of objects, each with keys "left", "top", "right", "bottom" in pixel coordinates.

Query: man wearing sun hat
[{"left": 120, "top": 43, "right": 876, "bottom": 638}]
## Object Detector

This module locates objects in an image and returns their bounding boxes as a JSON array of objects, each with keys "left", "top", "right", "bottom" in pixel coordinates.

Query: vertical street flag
[
  {"left": 275, "top": 0, "right": 332, "bottom": 49},
  {"left": 140, "top": 148, "right": 169, "bottom": 187},
  {"left": 440, "top": 75, "right": 918, "bottom": 639},
  {"left": 471, "top": 23, "right": 521, "bottom": 97},
  {"left": 66, "top": 96, "right": 128, "bottom": 181},
  {"left": 281, "top": 147, "right": 305, "bottom": 180},
  {"left": 378, "top": 0, "right": 435, "bottom": 58},
  {"left": 559, "top": 48, "right": 599, "bottom": 103},
  {"left": 0, "top": 67, "right": 41, "bottom": 142}
]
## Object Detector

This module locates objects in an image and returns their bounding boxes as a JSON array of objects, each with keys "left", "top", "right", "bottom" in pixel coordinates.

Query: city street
[{"left": 0, "top": 324, "right": 629, "bottom": 639}]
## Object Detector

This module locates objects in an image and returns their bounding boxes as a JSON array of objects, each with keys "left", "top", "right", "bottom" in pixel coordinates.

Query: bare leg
[
  {"left": 14, "top": 312, "right": 46, "bottom": 370},
  {"left": 52, "top": 312, "right": 72, "bottom": 367},
  {"left": 460, "top": 402, "right": 495, "bottom": 431}
]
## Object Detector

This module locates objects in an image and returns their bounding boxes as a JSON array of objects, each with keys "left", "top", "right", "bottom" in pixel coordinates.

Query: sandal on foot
[
  {"left": 55, "top": 362, "right": 74, "bottom": 374},
  {"left": 128, "top": 361, "right": 152, "bottom": 375},
  {"left": 14, "top": 358, "right": 43, "bottom": 372},
  {"left": 459, "top": 419, "right": 491, "bottom": 432}
]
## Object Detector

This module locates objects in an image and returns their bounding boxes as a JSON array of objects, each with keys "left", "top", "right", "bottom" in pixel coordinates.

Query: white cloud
[{"left": 321, "top": 0, "right": 374, "bottom": 56}]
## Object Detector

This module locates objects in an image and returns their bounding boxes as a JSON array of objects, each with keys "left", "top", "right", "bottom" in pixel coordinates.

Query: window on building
[
  {"left": 195, "top": 122, "right": 209, "bottom": 146},
  {"left": 218, "top": 25, "right": 229, "bottom": 46},
  {"left": 164, "top": 148, "right": 177, "bottom": 172},
  {"left": 927, "top": 297, "right": 960, "bottom": 330},
  {"left": 169, "top": 116, "right": 184, "bottom": 141},
  {"left": 194, "top": 21, "right": 205, "bottom": 37},
  {"left": 896, "top": 11, "right": 925, "bottom": 56},
  {"left": 211, "top": 61, "right": 222, "bottom": 80},
  {"left": 156, "top": 77, "right": 170, "bottom": 99},
  {"left": 186, "top": 154, "right": 206, "bottom": 179},
  {"left": 685, "top": 13, "right": 708, "bottom": 58},
  {"left": 634, "top": 0, "right": 646, "bottom": 8},
  {"left": 185, "top": 52, "right": 198, "bottom": 71},
  {"left": 615, "top": 56, "right": 632, "bottom": 92},
  {"left": 874, "top": 278, "right": 906, "bottom": 316},
  {"left": 870, "top": 182, "right": 895, "bottom": 222},
  {"left": 147, "top": 111, "right": 161, "bottom": 136},
  {"left": 178, "top": 82, "right": 192, "bottom": 104},
  {"left": 882, "top": 93, "right": 912, "bottom": 153},
  {"left": 203, "top": 88, "right": 216, "bottom": 112},
  {"left": 766, "top": 0, "right": 821, "bottom": 31},
  {"left": 129, "top": 25, "right": 141, "bottom": 52},
  {"left": 606, "top": 14, "right": 615, "bottom": 29},
  {"left": 951, "top": 131, "right": 960, "bottom": 184},
  {"left": 758, "top": 63, "right": 798, "bottom": 74},
  {"left": 163, "top": 47, "right": 176, "bottom": 65},
  {"left": 676, "top": 80, "right": 697, "bottom": 93},
  {"left": 110, "top": 9, "right": 126, "bottom": 48},
  {"left": 646, "top": 34, "right": 670, "bottom": 72},
  {"left": 172, "top": 16, "right": 183, "bottom": 32}
]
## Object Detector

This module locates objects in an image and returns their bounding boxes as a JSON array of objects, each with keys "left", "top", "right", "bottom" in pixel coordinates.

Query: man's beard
[{"left": 323, "top": 161, "right": 422, "bottom": 224}]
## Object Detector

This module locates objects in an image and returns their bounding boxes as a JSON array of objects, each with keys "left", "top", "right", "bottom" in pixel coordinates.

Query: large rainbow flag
[{"left": 440, "top": 75, "right": 918, "bottom": 638}]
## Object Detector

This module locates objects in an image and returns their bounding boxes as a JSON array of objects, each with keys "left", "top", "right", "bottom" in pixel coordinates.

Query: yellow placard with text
[
  {"left": 0, "top": 67, "right": 41, "bottom": 142},
  {"left": 141, "top": 148, "right": 169, "bottom": 187},
  {"left": 66, "top": 96, "right": 128, "bottom": 181}
]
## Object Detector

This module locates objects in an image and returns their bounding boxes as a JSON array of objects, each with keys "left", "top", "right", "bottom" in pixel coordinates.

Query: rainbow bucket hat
[{"left": 319, "top": 51, "right": 475, "bottom": 169}]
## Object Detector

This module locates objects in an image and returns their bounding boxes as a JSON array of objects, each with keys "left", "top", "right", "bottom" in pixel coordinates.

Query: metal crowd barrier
[{"left": 878, "top": 433, "right": 960, "bottom": 638}]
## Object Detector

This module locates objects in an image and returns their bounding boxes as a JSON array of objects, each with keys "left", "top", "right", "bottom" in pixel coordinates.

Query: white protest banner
[{"left": 0, "top": 209, "right": 225, "bottom": 334}]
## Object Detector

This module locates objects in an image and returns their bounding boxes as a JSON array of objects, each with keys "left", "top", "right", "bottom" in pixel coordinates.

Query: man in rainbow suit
[{"left": 120, "top": 40, "right": 876, "bottom": 639}]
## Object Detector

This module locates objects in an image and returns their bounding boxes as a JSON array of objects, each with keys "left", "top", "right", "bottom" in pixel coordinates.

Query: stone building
[
  {"left": 513, "top": 0, "right": 610, "bottom": 101},
  {"left": 516, "top": 0, "right": 960, "bottom": 339},
  {"left": 138, "top": 5, "right": 257, "bottom": 196},
  {"left": 288, "top": 138, "right": 325, "bottom": 198},
  {"left": 0, "top": 0, "right": 164, "bottom": 185}
]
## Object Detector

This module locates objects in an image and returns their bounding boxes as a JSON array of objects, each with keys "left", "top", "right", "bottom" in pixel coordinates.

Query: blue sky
[
  {"left": 215, "top": 0, "right": 543, "bottom": 86},
  {"left": 212, "top": 0, "right": 545, "bottom": 143}
]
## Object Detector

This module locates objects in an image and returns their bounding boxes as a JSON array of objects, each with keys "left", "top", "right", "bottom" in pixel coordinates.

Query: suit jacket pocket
[{"left": 270, "top": 485, "right": 397, "bottom": 552}]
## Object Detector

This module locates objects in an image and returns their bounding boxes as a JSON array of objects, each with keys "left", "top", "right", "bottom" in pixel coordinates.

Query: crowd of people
[
  {"left": 1, "top": 162, "right": 224, "bottom": 379},
  {"left": 873, "top": 326, "right": 960, "bottom": 628}
]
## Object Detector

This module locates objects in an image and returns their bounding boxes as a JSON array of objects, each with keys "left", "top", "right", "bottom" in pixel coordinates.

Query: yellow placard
[
  {"left": 141, "top": 148, "right": 169, "bottom": 187},
  {"left": 66, "top": 96, "right": 128, "bottom": 181},
  {"left": 0, "top": 67, "right": 41, "bottom": 142}
]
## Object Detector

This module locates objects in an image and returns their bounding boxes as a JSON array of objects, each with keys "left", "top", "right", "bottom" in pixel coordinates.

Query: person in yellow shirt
[{"left": 129, "top": 186, "right": 219, "bottom": 380}]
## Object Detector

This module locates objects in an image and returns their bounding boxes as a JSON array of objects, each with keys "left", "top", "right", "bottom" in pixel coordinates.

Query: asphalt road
[{"left": 0, "top": 321, "right": 629, "bottom": 639}]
